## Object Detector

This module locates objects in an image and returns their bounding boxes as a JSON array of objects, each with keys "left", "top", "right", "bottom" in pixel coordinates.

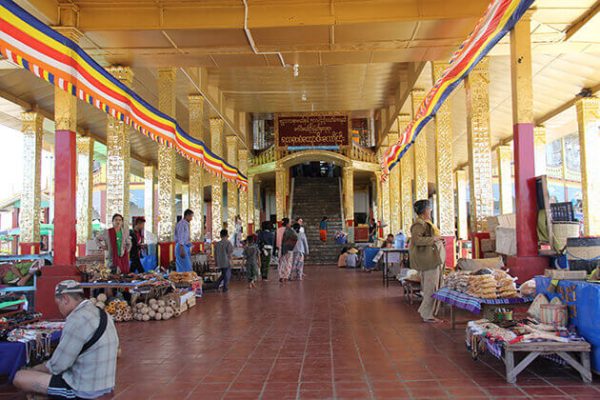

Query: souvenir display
[{"left": 443, "top": 269, "right": 520, "bottom": 299}]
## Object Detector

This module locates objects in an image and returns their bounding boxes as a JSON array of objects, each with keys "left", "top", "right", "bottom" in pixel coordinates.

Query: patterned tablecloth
[{"left": 432, "top": 287, "right": 533, "bottom": 314}]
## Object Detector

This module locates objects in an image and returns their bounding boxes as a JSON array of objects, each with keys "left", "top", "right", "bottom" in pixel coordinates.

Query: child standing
[
  {"left": 215, "top": 229, "right": 234, "bottom": 292},
  {"left": 244, "top": 235, "right": 260, "bottom": 288}
]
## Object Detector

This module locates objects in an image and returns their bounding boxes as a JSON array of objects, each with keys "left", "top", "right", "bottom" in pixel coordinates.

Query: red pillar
[
  {"left": 507, "top": 123, "right": 548, "bottom": 282},
  {"left": 36, "top": 129, "right": 80, "bottom": 319},
  {"left": 53, "top": 130, "right": 77, "bottom": 266},
  {"left": 19, "top": 242, "right": 40, "bottom": 255}
]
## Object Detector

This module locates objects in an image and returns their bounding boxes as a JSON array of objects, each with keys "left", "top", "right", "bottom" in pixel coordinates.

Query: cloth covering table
[
  {"left": 432, "top": 288, "right": 534, "bottom": 329},
  {"left": 535, "top": 276, "right": 600, "bottom": 374},
  {"left": 0, "top": 330, "right": 61, "bottom": 382}
]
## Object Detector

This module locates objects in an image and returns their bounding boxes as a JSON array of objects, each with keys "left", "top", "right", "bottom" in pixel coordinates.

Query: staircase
[{"left": 291, "top": 177, "right": 345, "bottom": 265}]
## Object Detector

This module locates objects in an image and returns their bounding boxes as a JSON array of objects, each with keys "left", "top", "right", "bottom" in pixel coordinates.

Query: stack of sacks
[
  {"left": 467, "top": 275, "right": 497, "bottom": 299},
  {"left": 493, "top": 270, "right": 518, "bottom": 298}
]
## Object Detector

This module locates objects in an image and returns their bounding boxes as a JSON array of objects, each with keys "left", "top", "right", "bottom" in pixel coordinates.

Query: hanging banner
[
  {"left": 276, "top": 113, "right": 350, "bottom": 149},
  {"left": 0, "top": 0, "right": 247, "bottom": 188},
  {"left": 381, "top": 0, "right": 535, "bottom": 179}
]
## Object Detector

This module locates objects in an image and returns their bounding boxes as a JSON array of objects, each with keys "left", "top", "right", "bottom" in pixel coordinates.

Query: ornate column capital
[
  {"left": 210, "top": 117, "right": 225, "bottom": 131},
  {"left": 432, "top": 61, "right": 450, "bottom": 81},
  {"left": 107, "top": 66, "right": 134, "bottom": 87}
]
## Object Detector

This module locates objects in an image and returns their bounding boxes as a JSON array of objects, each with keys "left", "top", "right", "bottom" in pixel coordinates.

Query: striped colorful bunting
[
  {"left": 0, "top": 0, "right": 247, "bottom": 188},
  {"left": 381, "top": 0, "right": 535, "bottom": 179}
]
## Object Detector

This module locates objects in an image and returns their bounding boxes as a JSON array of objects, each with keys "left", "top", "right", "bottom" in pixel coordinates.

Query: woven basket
[
  {"left": 552, "top": 222, "right": 579, "bottom": 252},
  {"left": 539, "top": 303, "right": 568, "bottom": 327}
]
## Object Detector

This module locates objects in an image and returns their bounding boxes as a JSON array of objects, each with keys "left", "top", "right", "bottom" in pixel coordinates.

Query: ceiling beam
[
  {"left": 453, "top": 82, "right": 600, "bottom": 171},
  {"left": 13, "top": 0, "right": 59, "bottom": 25},
  {"left": 73, "top": 0, "right": 488, "bottom": 31},
  {"left": 377, "top": 61, "right": 427, "bottom": 149},
  {"left": 565, "top": 0, "right": 600, "bottom": 41}
]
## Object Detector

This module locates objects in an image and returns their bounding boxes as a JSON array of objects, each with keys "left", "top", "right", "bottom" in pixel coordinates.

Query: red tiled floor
[{"left": 5, "top": 266, "right": 600, "bottom": 399}]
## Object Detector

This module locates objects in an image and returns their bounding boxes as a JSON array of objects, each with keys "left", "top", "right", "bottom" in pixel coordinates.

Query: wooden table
[{"left": 504, "top": 341, "right": 592, "bottom": 384}]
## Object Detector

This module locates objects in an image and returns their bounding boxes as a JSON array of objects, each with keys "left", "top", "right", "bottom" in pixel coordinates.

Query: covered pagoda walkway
[{"left": 4, "top": 267, "right": 599, "bottom": 400}]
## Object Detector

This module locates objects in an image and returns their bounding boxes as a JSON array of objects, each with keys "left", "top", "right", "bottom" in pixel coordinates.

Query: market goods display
[
  {"left": 133, "top": 297, "right": 177, "bottom": 321},
  {"left": 89, "top": 296, "right": 133, "bottom": 322},
  {"left": 169, "top": 271, "right": 200, "bottom": 284},
  {"left": 444, "top": 269, "right": 519, "bottom": 299}
]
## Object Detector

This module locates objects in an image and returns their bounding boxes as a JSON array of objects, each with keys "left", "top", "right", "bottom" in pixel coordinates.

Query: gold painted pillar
[
  {"left": 105, "top": 66, "right": 133, "bottom": 227},
  {"left": 377, "top": 146, "right": 391, "bottom": 233},
  {"left": 188, "top": 94, "right": 205, "bottom": 241},
  {"left": 275, "top": 164, "right": 286, "bottom": 224},
  {"left": 225, "top": 135, "right": 239, "bottom": 233},
  {"left": 456, "top": 169, "right": 469, "bottom": 240},
  {"left": 400, "top": 148, "right": 414, "bottom": 236},
  {"left": 343, "top": 164, "right": 355, "bottom": 242},
  {"left": 247, "top": 174, "right": 255, "bottom": 233},
  {"left": 534, "top": 126, "right": 547, "bottom": 176},
  {"left": 238, "top": 149, "right": 249, "bottom": 232},
  {"left": 372, "top": 172, "right": 381, "bottom": 235},
  {"left": 144, "top": 165, "right": 156, "bottom": 234},
  {"left": 387, "top": 133, "right": 401, "bottom": 235},
  {"left": 19, "top": 112, "right": 43, "bottom": 254},
  {"left": 181, "top": 183, "right": 190, "bottom": 214},
  {"left": 465, "top": 57, "right": 493, "bottom": 232},
  {"left": 497, "top": 145, "right": 514, "bottom": 215},
  {"left": 76, "top": 136, "right": 94, "bottom": 251},
  {"left": 432, "top": 63, "right": 455, "bottom": 236},
  {"left": 210, "top": 118, "right": 225, "bottom": 239},
  {"left": 411, "top": 89, "right": 428, "bottom": 201},
  {"left": 576, "top": 97, "right": 600, "bottom": 236},
  {"left": 157, "top": 68, "right": 177, "bottom": 242}
]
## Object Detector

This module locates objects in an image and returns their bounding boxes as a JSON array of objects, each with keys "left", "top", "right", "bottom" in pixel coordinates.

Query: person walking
[
  {"left": 278, "top": 221, "right": 298, "bottom": 283},
  {"left": 129, "top": 217, "right": 146, "bottom": 274},
  {"left": 215, "top": 229, "right": 234, "bottom": 292},
  {"left": 96, "top": 213, "right": 132, "bottom": 274},
  {"left": 291, "top": 222, "right": 309, "bottom": 280},
  {"left": 244, "top": 235, "right": 260, "bottom": 288},
  {"left": 174, "top": 209, "right": 194, "bottom": 272},
  {"left": 319, "top": 216, "right": 328, "bottom": 242},
  {"left": 257, "top": 221, "right": 274, "bottom": 281},
  {"left": 408, "top": 200, "right": 446, "bottom": 323}
]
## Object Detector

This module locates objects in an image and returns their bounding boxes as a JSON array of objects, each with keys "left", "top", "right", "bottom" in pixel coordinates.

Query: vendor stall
[{"left": 535, "top": 276, "right": 600, "bottom": 374}]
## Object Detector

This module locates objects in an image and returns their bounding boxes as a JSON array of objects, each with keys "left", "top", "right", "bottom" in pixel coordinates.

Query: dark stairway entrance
[{"left": 291, "top": 175, "right": 345, "bottom": 265}]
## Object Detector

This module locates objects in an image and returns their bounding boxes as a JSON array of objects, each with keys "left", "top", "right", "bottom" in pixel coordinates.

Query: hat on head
[
  {"left": 55, "top": 280, "right": 83, "bottom": 296},
  {"left": 347, "top": 248, "right": 359, "bottom": 254}
]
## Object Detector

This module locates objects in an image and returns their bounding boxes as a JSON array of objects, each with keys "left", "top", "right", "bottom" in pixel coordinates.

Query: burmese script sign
[{"left": 276, "top": 114, "right": 350, "bottom": 148}]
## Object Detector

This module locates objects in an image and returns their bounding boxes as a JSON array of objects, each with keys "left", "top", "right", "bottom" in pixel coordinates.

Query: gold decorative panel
[
  {"left": 76, "top": 136, "right": 94, "bottom": 245},
  {"left": 465, "top": 58, "right": 493, "bottom": 233},
  {"left": 497, "top": 146, "right": 513, "bottom": 215},
  {"left": 226, "top": 136, "right": 239, "bottom": 232},
  {"left": 210, "top": 118, "right": 224, "bottom": 239},
  {"left": 105, "top": 116, "right": 130, "bottom": 227},
  {"left": 343, "top": 165, "right": 354, "bottom": 221},
  {"left": 411, "top": 89, "right": 428, "bottom": 201},
  {"left": 432, "top": 63, "right": 455, "bottom": 236},
  {"left": 456, "top": 170, "right": 468, "bottom": 240},
  {"left": 534, "top": 126, "right": 547, "bottom": 176},
  {"left": 576, "top": 97, "right": 600, "bottom": 236},
  {"left": 400, "top": 148, "right": 414, "bottom": 235},
  {"left": 157, "top": 146, "right": 177, "bottom": 241},
  {"left": 275, "top": 166, "right": 286, "bottom": 222},
  {"left": 19, "top": 112, "right": 43, "bottom": 244},
  {"left": 387, "top": 133, "right": 400, "bottom": 235},
  {"left": 378, "top": 147, "right": 391, "bottom": 231},
  {"left": 54, "top": 87, "right": 77, "bottom": 132},
  {"left": 238, "top": 149, "right": 249, "bottom": 229},
  {"left": 157, "top": 68, "right": 177, "bottom": 241},
  {"left": 144, "top": 165, "right": 156, "bottom": 233},
  {"left": 188, "top": 94, "right": 205, "bottom": 241}
]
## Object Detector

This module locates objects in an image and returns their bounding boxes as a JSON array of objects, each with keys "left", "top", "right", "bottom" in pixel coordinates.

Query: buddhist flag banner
[
  {"left": 0, "top": 0, "right": 247, "bottom": 188},
  {"left": 381, "top": 0, "right": 535, "bottom": 179}
]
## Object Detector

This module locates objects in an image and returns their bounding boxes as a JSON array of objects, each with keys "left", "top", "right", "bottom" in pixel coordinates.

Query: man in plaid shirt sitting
[{"left": 14, "top": 280, "right": 119, "bottom": 399}]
